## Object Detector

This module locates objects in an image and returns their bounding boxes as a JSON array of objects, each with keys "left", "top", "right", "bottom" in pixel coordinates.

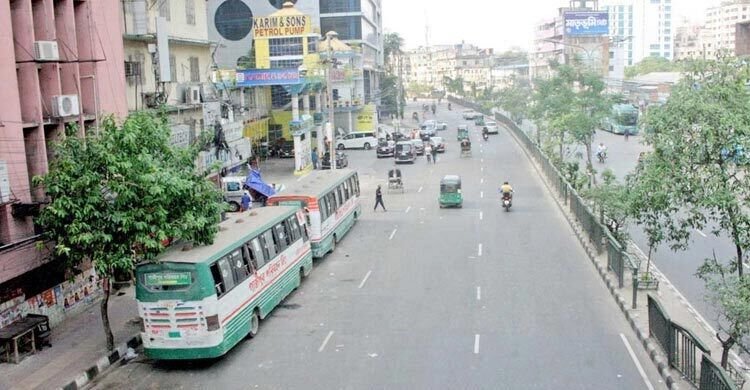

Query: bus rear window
[{"left": 141, "top": 271, "right": 194, "bottom": 292}]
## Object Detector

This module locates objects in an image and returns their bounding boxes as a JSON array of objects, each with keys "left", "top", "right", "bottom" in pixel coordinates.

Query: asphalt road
[
  {"left": 91, "top": 101, "right": 663, "bottom": 390},
  {"left": 579, "top": 130, "right": 739, "bottom": 338}
]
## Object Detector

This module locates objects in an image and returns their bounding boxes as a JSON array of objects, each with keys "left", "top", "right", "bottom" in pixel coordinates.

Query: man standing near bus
[
  {"left": 374, "top": 185, "right": 386, "bottom": 212},
  {"left": 241, "top": 187, "right": 253, "bottom": 212}
]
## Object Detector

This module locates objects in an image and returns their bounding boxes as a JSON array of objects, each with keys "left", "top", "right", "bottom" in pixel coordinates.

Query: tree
[
  {"left": 632, "top": 56, "right": 750, "bottom": 367},
  {"left": 383, "top": 32, "right": 404, "bottom": 72},
  {"left": 406, "top": 81, "right": 432, "bottom": 98},
  {"left": 34, "top": 113, "right": 224, "bottom": 351},
  {"left": 624, "top": 56, "right": 681, "bottom": 78},
  {"left": 584, "top": 169, "right": 631, "bottom": 243},
  {"left": 497, "top": 74, "right": 532, "bottom": 124},
  {"left": 443, "top": 76, "right": 465, "bottom": 95}
]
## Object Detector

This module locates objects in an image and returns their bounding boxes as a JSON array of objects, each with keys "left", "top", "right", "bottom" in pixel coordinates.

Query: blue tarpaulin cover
[{"left": 245, "top": 169, "right": 276, "bottom": 198}]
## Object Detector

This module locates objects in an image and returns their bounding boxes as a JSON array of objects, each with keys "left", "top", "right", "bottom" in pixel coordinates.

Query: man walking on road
[
  {"left": 431, "top": 145, "right": 438, "bottom": 164},
  {"left": 374, "top": 185, "right": 386, "bottom": 211}
]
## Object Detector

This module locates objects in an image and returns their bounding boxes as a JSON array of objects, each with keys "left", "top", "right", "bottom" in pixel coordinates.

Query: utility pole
[{"left": 326, "top": 31, "right": 337, "bottom": 170}]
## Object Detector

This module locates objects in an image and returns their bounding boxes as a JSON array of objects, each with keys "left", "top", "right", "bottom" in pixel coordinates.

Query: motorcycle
[
  {"left": 448, "top": 103, "right": 452, "bottom": 111},
  {"left": 502, "top": 193, "right": 512, "bottom": 212},
  {"left": 597, "top": 150, "right": 607, "bottom": 163},
  {"left": 482, "top": 132, "right": 489, "bottom": 142}
]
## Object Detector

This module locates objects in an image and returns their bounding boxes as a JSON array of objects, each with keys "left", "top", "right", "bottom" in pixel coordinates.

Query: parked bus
[
  {"left": 601, "top": 103, "right": 639, "bottom": 135},
  {"left": 267, "top": 169, "right": 361, "bottom": 258},
  {"left": 135, "top": 206, "right": 313, "bottom": 360}
]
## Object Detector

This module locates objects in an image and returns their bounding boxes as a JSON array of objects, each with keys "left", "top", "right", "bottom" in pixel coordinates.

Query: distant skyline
[{"left": 383, "top": 0, "right": 718, "bottom": 51}]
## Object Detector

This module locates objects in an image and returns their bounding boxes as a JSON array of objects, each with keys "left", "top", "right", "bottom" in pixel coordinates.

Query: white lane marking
[
  {"left": 476, "top": 286, "right": 481, "bottom": 301},
  {"left": 478, "top": 244, "right": 483, "bottom": 257},
  {"left": 481, "top": 167, "right": 484, "bottom": 172},
  {"left": 319, "top": 331, "right": 334, "bottom": 352},
  {"left": 474, "top": 334, "right": 480, "bottom": 354},
  {"left": 389, "top": 229, "right": 398, "bottom": 240},
  {"left": 358, "top": 270, "right": 373, "bottom": 289},
  {"left": 695, "top": 228, "right": 707, "bottom": 238},
  {"left": 619, "top": 333, "right": 655, "bottom": 390},
  {"left": 480, "top": 178, "right": 484, "bottom": 184},
  {"left": 418, "top": 186, "right": 423, "bottom": 193},
  {"left": 405, "top": 206, "right": 412, "bottom": 214},
  {"left": 479, "top": 211, "right": 483, "bottom": 220},
  {"left": 480, "top": 191, "right": 484, "bottom": 198},
  {"left": 481, "top": 158, "right": 484, "bottom": 163}
]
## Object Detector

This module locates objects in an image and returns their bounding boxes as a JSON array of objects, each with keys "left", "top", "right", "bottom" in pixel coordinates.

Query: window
[
  {"left": 269, "top": 37, "right": 304, "bottom": 56},
  {"left": 307, "top": 37, "right": 318, "bottom": 54},
  {"left": 320, "top": 0, "right": 360, "bottom": 14},
  {"left": 189, "top": 57, "right": 200, "bottom": 82},
  {"left": 261, "top": 230, "right": 277, "bottom": 260},
  {"left": 343, "top": 180, "right": 350, "bottom": 200},
  {"left": 247, "top": 238, "right": 266, "bottom": 270},
  {"left": 270, "top": 59, "right": 303, "bottom": 68},
  {"left": 186, "top": 0, "right": 195, "bottom": 25},
  {"left": 320, "top": 15, "right": 362, "bottom": 40},
  {"left": 210, "top": 257, "right": 237, "bottom": 298},
  {"left": 336, "top": 186, "right": 344, "bottom": 206},
  {"left": 319, "top": 196, "right": 329, "bottom": 221},
  {"left": 274, "top": 222, "right": 291, "bottom": 250},
  {"left": 158, "top": 0, "right": 170, "bottom": 21},
  {"left": 287, "top": 217, "right": 301, "bottom": 241},
  {"left": 169, "top": 54, "right": 177, "bottom": 82},
  {"left": 228, "top": 249, "right": 250, "bottom": 282}
]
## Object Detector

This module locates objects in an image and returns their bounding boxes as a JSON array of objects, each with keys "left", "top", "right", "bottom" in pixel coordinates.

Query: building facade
[
  {"left": 0, "top": 0, "right": 127, "bottom": 315},
  {"left": 674, "top": 21, "right": 705, "bottom": 60},
  {"left": 703, "top": 1, "right": 750, "bottom": 58}
]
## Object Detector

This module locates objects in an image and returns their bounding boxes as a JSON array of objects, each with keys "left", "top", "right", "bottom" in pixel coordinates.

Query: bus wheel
[
  {"left": 228, "top": 202, "right": 240, "bottom": 213},
  {"left": 248, "top": 310, "right": 260, "bottom": 338},
  {"left": 330, "top": 235, "right": 337, "bottom": 253}
]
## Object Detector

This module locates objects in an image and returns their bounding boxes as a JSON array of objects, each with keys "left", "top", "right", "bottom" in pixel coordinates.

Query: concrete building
[
  {"left": 674, "top": 21, "right": 705, "bottom": 60},
  {"left": 631, "top": 0, "right": 673, "bottom": 60},
  {"left": 703, "top": 1, "right": 750, "bottom": 58},
  {"left": 319, "top": 0, "right": 383, "bottom": 104},
  {"left": 736, "top": 20, "right": 750, "bottom": 55},
  {"left": 0, "top": 0, "right": 127, "bottom": 320}
]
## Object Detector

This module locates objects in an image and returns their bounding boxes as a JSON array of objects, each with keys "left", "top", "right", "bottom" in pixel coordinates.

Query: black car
[
  {"left": 321, "top": 151, "right": 348, "bottom": 169},
  {"left": 376, "top": 140, "right": 395, "bottom": 158},
  {"left": 277, "top": 141, "right": 295, "bottom": 158}
]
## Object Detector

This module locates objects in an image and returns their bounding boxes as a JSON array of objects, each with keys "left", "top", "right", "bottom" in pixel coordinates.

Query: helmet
[{"left": 503, "top": 181, "right": 509, "bottom": 185}]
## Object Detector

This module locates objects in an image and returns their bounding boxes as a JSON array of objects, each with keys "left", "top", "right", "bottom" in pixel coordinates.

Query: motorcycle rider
[
  {"left": 596, "top": 142, "right": 608, "bottom": 162},
  {"left": 482, "top": 127, "right": 489, "bottom": 141},
  {"left": 500, "top": 181, "right": 514, "bottom": 200}
]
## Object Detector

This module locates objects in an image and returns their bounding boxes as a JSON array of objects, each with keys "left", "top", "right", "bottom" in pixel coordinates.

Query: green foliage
[
  {"left": 497, "top": 74, "right": 532, "bottom": 124},
  {"left": 443, "top": 76, "right": 465, "bottom": 95},
  {"left": 383, "top": 32, "right": 404, "bottom": 69},
  {"left": 583, "top": 173, "right": 631, "bottom": 243},
  {"left": 379, "top": 74, "right": 404, "bottom": 116},
  {"left": 33, "top": 112, "right": 224, "bottom": 348},
  {"left": 407, "top": 82, "right": 432, "bottom": 97},
  {"left": 624, "top": 56, "right": 681, "bottom": 78}
]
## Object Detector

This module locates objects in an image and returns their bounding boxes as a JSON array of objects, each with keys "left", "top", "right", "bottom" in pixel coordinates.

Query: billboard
[
  {"left": 253, "top": 14, "right": 312, "bottom": 38},
  {"left": 236, "top": 69, "right": 301, "bottom": 87},
  {"left": 564, "top": 11, "right": 609, "bottom": 36}
]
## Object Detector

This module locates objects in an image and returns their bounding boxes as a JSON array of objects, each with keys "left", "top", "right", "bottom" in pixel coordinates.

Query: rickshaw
[
  {"left": 388, "top": 168, "right": 405, "bottom": 193},
  {"left": 460, "top": 138, "right": 471, "bottom": 157},
  {"left": 457, "top": 125, "right": 469, "bottom": 141},
  {"left": 439, "top": 175, "right": 463, "bottom": 208}
]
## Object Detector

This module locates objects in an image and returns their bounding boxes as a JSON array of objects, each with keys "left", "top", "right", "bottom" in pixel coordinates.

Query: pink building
[{"left": 0, "top": 0, "right": 126, "bottom": 303}]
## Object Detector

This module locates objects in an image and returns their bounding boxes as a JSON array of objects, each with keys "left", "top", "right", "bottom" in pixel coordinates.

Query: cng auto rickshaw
[
  {"left": 457, "top": 125, "right": 469, "bottom": 141},
  {"left": 439, "top": 175, "right": 463, "bottom": 208},
  {"left": 474, "top": 115, "right": 485, "bottom": 126}
]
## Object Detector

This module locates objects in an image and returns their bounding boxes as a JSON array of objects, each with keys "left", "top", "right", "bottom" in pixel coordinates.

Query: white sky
[{"left": 382, "top": 0, "right": 718, "bottom": 51}]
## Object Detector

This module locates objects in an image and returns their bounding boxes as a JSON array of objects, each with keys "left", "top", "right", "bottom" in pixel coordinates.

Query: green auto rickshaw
[
  {"left": 457, "top": 125, "right": 469, "bottom": 141},
  {"left": 439, "top": 175, "right": 463, "bottom": 208},
  {"left": 474, "top": 115, "right": 485, "bottom": 126}
]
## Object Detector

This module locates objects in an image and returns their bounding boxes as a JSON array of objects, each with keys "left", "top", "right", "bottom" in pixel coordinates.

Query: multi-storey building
[
  {"left": 631, "top": 0, "right": 673, "bottom": 61},
  {"left": 674, "top": 21, "right": 705, "bottom": 60},
  {"left": 0, "top": 0, "right": 127, "bottom": 322},
  {"left": 703, "top": 1, "right": 750, "bottom": 58}
]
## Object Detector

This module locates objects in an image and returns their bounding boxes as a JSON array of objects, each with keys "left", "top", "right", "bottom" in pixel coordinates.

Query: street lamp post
[{"left": 325, "top": 31, "right": 337, "bottom": 170}]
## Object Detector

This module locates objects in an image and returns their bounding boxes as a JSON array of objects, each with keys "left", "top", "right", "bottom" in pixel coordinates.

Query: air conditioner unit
[
  {"left": 51, "top": 95, "right": 80, "bottom": 117},
  {"left": 186, "top": 86, "right": 201, "bottom": 105},
  {"left": 143, "top": 92, "right": 165, "bottom": 108},
  {"left": 34, "top": 41, "right": 60, "bottom": 61}
]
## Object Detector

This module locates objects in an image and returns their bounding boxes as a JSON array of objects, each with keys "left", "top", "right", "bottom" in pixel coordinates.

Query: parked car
[
  {"left": 321, "top": 151, "right": 348, "bottom": 169},
  {"left": 376, "top": 140, "right": 395, "bottom": 158},
  {"left": 277, "top": 140, "right": 295, "bottom": 158},
  {"left": 336, "top": 131, "right": 378, "bottom": 150},
  {"left": 430, "top": 136, "right": 446, "bottom": 152},
  {"left": 394, "top": 141, "right": 416, "bottom": 163},
  {"left": 462, "top": 110, "right": 480, "bottom": 120},
  {"left": 484, "top": 120, "right": 499, "bottom": 134},
  {"left": 411, "top": 139, "right": 425, "bottom": 155}
]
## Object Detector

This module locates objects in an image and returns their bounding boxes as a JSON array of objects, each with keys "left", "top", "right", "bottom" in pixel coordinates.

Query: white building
[{"left": 703, "top": 0, "right": 750, "bottom": 58}]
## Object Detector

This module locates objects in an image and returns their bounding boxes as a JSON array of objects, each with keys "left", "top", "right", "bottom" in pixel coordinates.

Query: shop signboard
[
  {"left": 236, "top": 69, "right": 301, "bottom": 87},
  {"left": 253, "top": 14, "right": 312, "bottom": 38},
  {"left": 564, "top": 11, "right": 609, "bottom": 36}
]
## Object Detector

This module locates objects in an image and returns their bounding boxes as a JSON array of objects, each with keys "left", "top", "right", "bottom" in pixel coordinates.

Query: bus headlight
[{"left": 206, "top": 314, "right": 220, "bottom": 331}]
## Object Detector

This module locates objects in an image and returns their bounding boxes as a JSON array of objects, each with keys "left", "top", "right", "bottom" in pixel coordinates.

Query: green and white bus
[
  {"left": 135, "top": 206, "right": 313, "bottom": 360},
  {"left": 267, "top": 169, "right": 361, "bottom": 258}
]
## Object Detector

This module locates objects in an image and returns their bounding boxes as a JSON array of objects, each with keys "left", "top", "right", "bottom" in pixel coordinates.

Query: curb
[
  {"left": 500, "top": 117, "right": 680, "bottom": 390},
  {"left": 58, "top": 335, "right": 142, "bottom": 390}
]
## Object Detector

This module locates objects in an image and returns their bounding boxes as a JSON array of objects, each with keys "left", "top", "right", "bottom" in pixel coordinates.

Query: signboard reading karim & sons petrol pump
[
  {"left": 253, "top": 14, "right": 312, "bottom": 38},
  {"left": 564, "top": 11, "right": 609, "bottom": 36}
]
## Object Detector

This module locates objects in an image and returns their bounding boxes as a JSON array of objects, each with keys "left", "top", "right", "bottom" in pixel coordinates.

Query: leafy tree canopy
[{"left": 624, "top": 56, "right": 682, "bottom": 78}]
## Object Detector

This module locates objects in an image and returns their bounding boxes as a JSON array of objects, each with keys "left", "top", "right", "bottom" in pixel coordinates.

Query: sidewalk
[{"left": 0, "top": 286, "right": 139, "bottom": 390}]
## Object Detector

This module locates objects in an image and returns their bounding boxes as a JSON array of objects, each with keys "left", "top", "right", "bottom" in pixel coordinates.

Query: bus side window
[
  {"left": 319, "top": 197, "right": 329, "bottom": 220},
  {"left": 343, "top": 180, "right": 350, "bottom": 200},
  {"left": 210, "top": 263, "right": 226, "bottom": 297},
  {"left": 250, "top": 238, "right": 266, "bottom": 270},
  {"left": 352, "top": 175, "right": 360, "bottom": 196},
  {"left": 242, "top": 244, "right": 256, "bottom": 273},
  {"left": 286, "top": 217, "right": 300, "bottom": 242},
  {"left": 274, "top": 223, "right": 290, "bottom": 251},
  {"left": 336, "top": 186, "right": 344, "bottom": 205},
  {"left": 230, "top": 249, "right": 250, "bottom": 282},
  {"left": 327, "top": 192, "right": 337, "bottom": 214},
  {"left": 217, "top": 258, "right": 236, "bottom": 294},
  {"left": 261, "top": 230, "right": 278, "bottom": 260}
]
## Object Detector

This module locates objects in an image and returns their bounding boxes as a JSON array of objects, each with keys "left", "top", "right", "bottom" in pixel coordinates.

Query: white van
[{"left": 336, "top": 131, "right": 378, "bottom": 150}]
